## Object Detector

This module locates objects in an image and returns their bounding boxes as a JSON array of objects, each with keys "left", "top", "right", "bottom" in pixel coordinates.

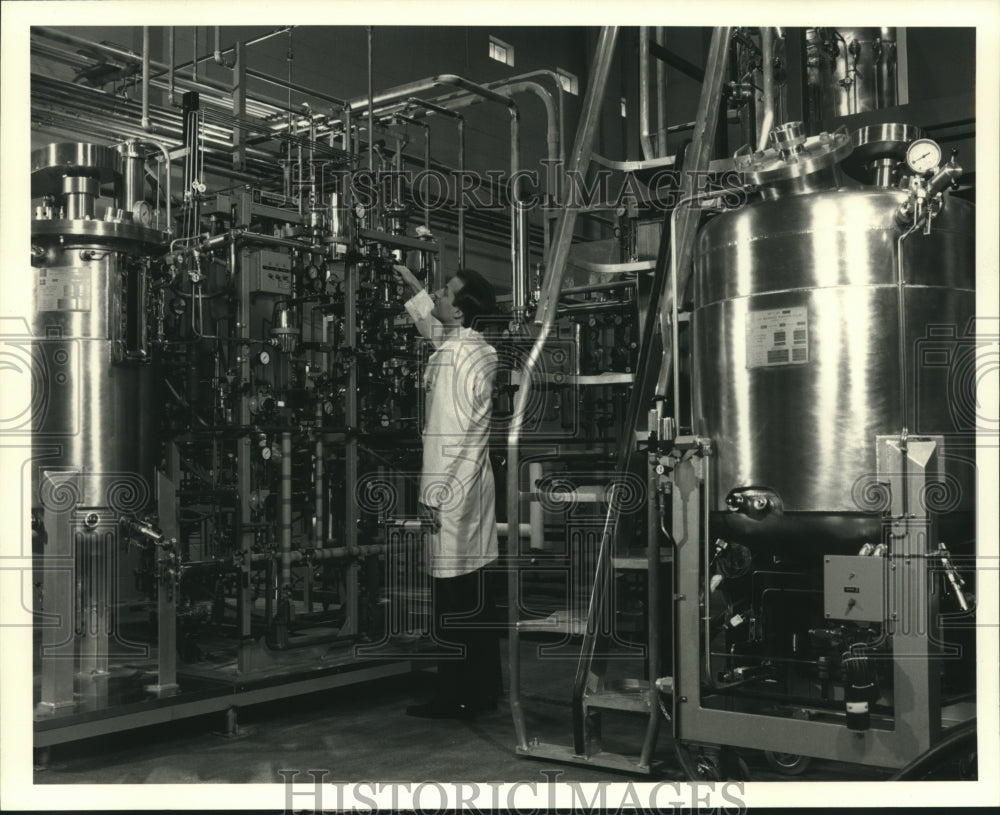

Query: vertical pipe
[
  {"left": 457, "top": 117, "right": 465, "bottom": 268},
  {"left": 639, "top": 27, "right": 655, "bottom": 160},
  {"left": 663, "top": 26, "right": 732, "bottom": 426},
  {"left": 655, "top": 28, "right": 667, "bottom": 156},
  {"left": 281, "top": 432, "right": 293, "bottom": 593},
  {"left": 423, "top": 121, "right": 431, "bottom": 230},
  {"left": 167, "top": 28, "right": 177, "bottom": 107},
  {"left": 528, "top": 462, "right": 544, "bottom": 551},
  {"left": 192, "top": 27, "right": 198, "bottom": 83},
  {"left": 757, "top": 28, "right": 775, "bottom": 151},
  {"left": 638, "top": 457, "right": 662, "bottom": 767},
  {"left": 141, "top": 27, "right": 150, "bottom": 132},
  {"left": 367, "top": 26, "right": 375, "bottom": 173},
  {"left": 315, "top": 403, "right": 325, "bottom": 546},
  {"left": 509, "top": 110, "right": 524, "bottom": 321}
]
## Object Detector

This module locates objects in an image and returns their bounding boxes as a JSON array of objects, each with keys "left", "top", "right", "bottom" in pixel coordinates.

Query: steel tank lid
[{"left": 31, "top": 142, "right": 122, "bottom": 199}]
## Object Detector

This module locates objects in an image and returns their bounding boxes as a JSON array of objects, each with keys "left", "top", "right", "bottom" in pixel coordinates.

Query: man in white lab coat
[{"left": 393, "top": 264, "right": 502, "bottom": 720}]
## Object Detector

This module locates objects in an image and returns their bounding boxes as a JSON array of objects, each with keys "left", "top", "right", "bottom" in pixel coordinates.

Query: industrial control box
[
  {"left": 248, "top": 248, "right": 294, "bottom": 295},
  {"left": 823, "top": 555, "right": 887, "bottom": 623}
]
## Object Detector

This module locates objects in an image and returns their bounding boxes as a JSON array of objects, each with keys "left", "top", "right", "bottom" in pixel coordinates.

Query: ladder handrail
[
  {"left": 568, "top": 26, "right": 734, "bottom": 758},
  {"left": 506, "top": 26, "right": 620, "bottom": 752}
]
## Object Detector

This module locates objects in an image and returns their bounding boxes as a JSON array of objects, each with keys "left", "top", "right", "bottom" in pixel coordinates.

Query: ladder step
[
  {"left": 523, "top": 485, "right": 609, "bottom": 503},
  {"left": 611, "top": 551, "right": 673, "bottom": 569},
  {"left": 538, "top": 372, "right": 635, "bottom": 386},
  {"left": 584, "top": 682, "right": 652, "bottom": 713},
  {"left": 516, "top": 610, "right": 587, "bottom": 636},
  {"left": 570, "top": 259, "right": 657, "bottom": 274}
]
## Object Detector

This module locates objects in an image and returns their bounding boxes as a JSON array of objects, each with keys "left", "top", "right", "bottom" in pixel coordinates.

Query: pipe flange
[{"left": 734, "top": 124, "right": 853, "bottom": 187}]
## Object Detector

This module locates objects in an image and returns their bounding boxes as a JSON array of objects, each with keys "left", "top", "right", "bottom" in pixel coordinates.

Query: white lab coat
[{"left": 404, "top": 290, "right": 499, "bottom": 578}]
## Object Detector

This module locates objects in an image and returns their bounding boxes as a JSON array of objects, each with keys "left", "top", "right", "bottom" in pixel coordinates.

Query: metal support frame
[{"left": 671, "top": 434, "right": 951, "bottom": 768}]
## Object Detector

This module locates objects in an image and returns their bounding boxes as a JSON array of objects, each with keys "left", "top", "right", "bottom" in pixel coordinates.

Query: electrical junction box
[
  {"left": 823, "top": 555, "right": 886, "bottom": 623},
  {"left": 248, "top": 249, "right": 293, "bottom": 295}
]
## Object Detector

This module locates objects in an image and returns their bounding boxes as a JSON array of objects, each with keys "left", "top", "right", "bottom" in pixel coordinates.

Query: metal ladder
[{"left": 505, "top": 26, "right": 733, "bottom": 774}]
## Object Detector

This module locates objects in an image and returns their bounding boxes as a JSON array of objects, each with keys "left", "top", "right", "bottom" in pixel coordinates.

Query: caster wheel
[
  {"left": 675, "top": 742, "right": 751, "bottom": 781},
  {"left": 764, "top": 751, "right": 812, "bottom": 776}
]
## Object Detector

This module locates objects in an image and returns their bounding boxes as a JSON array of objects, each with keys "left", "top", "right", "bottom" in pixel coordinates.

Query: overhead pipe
[
  {"left": 349, "top": 74, "right": 523, "bottom": 317},
  {"left": 392, "top": 113, "right": 431, "bottom": 230},
  {"left": 146, "top": 26, "right": 292, "bottom": 79},
  {"left": 213, "top": 26, "right": 233, "bottom": 68},
  {"left": 757, "top": 27, "right": 775, "bottom": 151},
  {"left": 406, "top": 98, "right": 465, "bottom": 267},
  {"left": 505, "top": 24, "right": 619, "bottom": 754},
  {"left": 244, "top": 67, "right": 348, "bottom": 108},
  {"left": 33, "top": 28, "right": 296, "bottom": 119}
]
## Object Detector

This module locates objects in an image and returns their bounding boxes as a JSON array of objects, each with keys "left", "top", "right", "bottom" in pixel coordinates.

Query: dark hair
[{"left": 453, "top": 268, "right": 497, "bottom": 329}]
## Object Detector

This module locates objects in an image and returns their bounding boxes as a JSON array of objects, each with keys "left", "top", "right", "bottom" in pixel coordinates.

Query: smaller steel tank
[{"left": 31, "top": 143, "right": 165, "bottom": 512}]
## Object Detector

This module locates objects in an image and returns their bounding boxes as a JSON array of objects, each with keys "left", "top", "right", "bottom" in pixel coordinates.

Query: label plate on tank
[
  {"left": 746, "top": 306, "right": 809, "bottom": 368},
  {"left": 36, "top": 267, "right": 92, "bottom": 312}
]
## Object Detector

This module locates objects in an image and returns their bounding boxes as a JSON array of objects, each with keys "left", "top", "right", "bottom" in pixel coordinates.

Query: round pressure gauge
[
  {"left": 132, "top": 200, "right": 153, "bottom": 227},
  {"left": 906, "top": 138, "right": 942, "bottom": 174},
  {"left": 258, "top": 350, "right": 271, "bottom": 365}
]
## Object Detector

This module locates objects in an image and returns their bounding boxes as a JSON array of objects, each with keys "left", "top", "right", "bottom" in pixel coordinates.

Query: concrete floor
[{"left": 34, "top": 637, "right": 892, "bottom": 786}]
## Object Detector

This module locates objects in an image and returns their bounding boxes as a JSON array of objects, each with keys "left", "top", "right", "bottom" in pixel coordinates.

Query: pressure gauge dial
[
  {"left": 258, "top": 350, "right": 271, "bottom": 365},
  {"left": 132, "top": 200, "right": 153, "bottom": 227},
  {"left": 906, "top": 139, "right": 942, "bottom": 175}
]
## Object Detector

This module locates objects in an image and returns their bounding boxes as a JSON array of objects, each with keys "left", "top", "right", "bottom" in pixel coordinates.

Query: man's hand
[
  {"left": 419, "top": 502, "right": 441, "bottom": 533},
  {"left": 392, "top": 264, "right": 423, "bottom": 295}
]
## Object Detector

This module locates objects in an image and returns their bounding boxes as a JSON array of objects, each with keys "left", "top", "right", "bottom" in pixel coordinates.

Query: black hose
[{"left": 889, "top": 718, "right": 977, "bottom": 781}]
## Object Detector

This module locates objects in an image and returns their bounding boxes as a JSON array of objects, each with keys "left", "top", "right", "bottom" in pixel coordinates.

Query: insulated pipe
[
  {"left": 280, "top": 432, "right": 293, "bottom": 594},
  {"left": 505, "top": 25, "right": 619, "bottom": 753},
  {"left": 639, "top": 27, "right": 656, "bottom": 161},
  {"left": 141, "top": 27, "right": 150, "bottom": 131},
  {"left": 757, "top": 27, "right": 775, "bottom": 152}
]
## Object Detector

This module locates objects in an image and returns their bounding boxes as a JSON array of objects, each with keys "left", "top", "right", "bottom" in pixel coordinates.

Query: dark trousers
[{"left": 431, "top": 567, "right": 502, "bottom": 707}]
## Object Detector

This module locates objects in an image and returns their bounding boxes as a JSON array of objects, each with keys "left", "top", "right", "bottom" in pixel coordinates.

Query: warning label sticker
[
  {"left": 35, "top": 267, "right": 92, "bottom": 312},
  {"left": 746, "top": 306, "right": 809, "bottom": 369}
]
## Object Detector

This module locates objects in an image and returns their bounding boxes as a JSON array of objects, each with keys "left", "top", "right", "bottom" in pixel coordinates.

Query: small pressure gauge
[
  {"left": 258, "top": 350, "right": 271, "bottom": 365},
  {"left": 906, "top": 138, "right": 942, "bottom": 175},
  {"left": 132, "top": 201, "right": 153, "bottom": 227}
]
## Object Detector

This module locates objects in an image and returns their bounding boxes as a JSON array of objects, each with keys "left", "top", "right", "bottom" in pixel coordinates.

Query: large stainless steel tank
[
  {"left": 692, "top": 130, "right": 974, "bottom": 545},
  {"left": 31, "top": 143, "right": 163, "bottom": 512}
]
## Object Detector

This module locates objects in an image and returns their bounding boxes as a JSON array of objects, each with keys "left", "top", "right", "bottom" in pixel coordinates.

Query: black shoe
[{"left": 405, "top": 701, "right": 462, "bottom": 720}]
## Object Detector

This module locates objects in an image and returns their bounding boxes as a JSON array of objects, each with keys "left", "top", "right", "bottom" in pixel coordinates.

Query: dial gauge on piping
[{"left": 906, "top": 139, "right": 942, "bottom": 174}]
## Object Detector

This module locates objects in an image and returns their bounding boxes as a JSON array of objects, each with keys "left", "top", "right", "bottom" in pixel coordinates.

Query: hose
[{"left": 889, "top": 718, "right": 977, "bottom": 780}]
